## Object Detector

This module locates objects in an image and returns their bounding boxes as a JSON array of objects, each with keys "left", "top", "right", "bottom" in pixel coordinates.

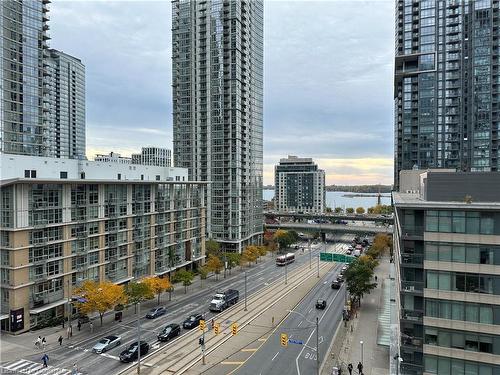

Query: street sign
[
  {"left": 288, "top": 338, "right": 304, "bottom": 345},
  {"left": 320, "top": 252, "right": 333, "bottom": 262},
  {"left": 320, "top": 253, "right": 356, "bottom": 264}
]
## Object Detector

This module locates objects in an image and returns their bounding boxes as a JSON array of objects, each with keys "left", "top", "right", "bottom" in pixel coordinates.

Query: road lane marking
[
  {"left": 271, "top": 352, "right": 280, "bottom": 361},
  {"left": 221, "top": 361, "right": 245, "bottom": 365},
  {"left": 297, "top": 320, "right": 303, "bottom": 327},
  {"left": 241, "top": 348, "right": 258, "bottom": 352}
]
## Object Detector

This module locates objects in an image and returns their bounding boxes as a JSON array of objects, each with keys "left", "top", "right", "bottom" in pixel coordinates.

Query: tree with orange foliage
[
  {"left": 75, "top": 281, "right": 126, "bottom": 326},
  {"left": 143, "top": 276, "right": 172, "bottom": 305}
]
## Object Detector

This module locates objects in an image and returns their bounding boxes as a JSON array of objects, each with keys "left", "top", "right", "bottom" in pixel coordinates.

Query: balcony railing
[
  {"left": 400, "top": 253, "right": 424, "bottom": 266},
  {"left": 401, "top": 308, "right": 424, "bottom": 322},
  {"left": 401, "top": 226, "right": 424, "bottom": 236},
  {"left": 401, "top": 280, "right": 424, "bottom": 293}
]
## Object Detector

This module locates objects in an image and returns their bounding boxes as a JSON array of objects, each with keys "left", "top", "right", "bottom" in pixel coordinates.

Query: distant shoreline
[{"left": 343, "top": 193, "right": 391, "bottom": 198}]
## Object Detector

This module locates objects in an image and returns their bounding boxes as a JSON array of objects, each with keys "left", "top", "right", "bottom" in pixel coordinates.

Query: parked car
[
  {"left": 158, "top": 323, "right": 181, "bottom": 342},
  {"left": 146, "top": 306, "right": 167, "bottom": 319},
  {"left": 119, "top": 341, "right": 149, "bottom": 363},
  {"left": 336, "top": 274, "right": 345, "bottom": 283},
  {"left": 331, "top": 280, "right": 342, "bottom": 289},
  {"left": 182, "top": 313, "right": 203, "bottom": 329},
  {"left": 92, "top": 335, "right": 121, "bottom": 354},
  {"left": 316, "top": 299, "right": 327, "bottom": 309}
]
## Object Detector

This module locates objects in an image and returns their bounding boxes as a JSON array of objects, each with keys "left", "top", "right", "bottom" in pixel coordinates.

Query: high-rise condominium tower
[
  {"left": 172, "top": 0, "right": 264, "bottom": 252},
  {"left": 0, "top": 0, "right": 49, "bottom": 156},
  {"left": 0, "top": 1, "right": 86, "bottom": 159},
  {"left": 46, "top": 49, "right": 86, "bottom": 159},
  {"left": 394, "top": 0, "right": 500, "bottom": 188}
]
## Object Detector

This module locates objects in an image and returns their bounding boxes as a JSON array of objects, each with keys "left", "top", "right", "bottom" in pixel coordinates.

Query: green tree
[
  {"left": 125, "top": 281, "right": 153, "bottom": 313},
  {"left": 273, "top": 229, "right": 293, "bottom": 251},
  {"left": 205, "top": 239, "right": 221, "bottom": 258},
  {"left": 334, "top": 207, "right": 344, "bottom": 214},
  {"left": 325, "top": 207, "right": 332, "bottom": 213},
  {"left": 75, "top": 281, "right": 127, "bottom": 326},
  {"left": 205, "top": 254, "right": 224, "bottom": 280},
  {"left": 224, "top": 252, "right": 241, "bottom": 274},
  {"left": 198, "top": 266, "right": 208, "bottom": 289},
  {"left": 346, "top": 207, "right": 355, "bottom": 214},
  {"left": 355, "top": 207, "right": 365, "bottom": 214},
  {"left": 241, "top": 246, "right": 258, "bottom": 267},
  {"left": 345, "top": 258, "right": 377, "bottom": 307},
  {"left": 172, "top": 269, "right": 195, "bottom": 294}
]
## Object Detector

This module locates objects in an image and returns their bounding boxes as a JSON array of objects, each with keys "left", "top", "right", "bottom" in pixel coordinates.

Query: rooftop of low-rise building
[{"left": 394, "top": 169, "right": 500, "bottom": 208}]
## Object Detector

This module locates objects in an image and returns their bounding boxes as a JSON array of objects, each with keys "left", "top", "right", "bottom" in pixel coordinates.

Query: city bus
[{"left": 276, "top": 253, "right": 295, "bottom": 266}]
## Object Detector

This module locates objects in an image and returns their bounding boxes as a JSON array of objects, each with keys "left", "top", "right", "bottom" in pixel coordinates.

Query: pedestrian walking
[
  {"left": 347, "top": 363, "right": 353, "bottom": 375},
  {"left": 77, "top": 320, "right": 81, "bottom": 331},
  {"left": 41, "top": 353, "right": 49, "bottom": 368},
  {"left": 375, "top": 275, "right": 378, "bottom": 282},
  {"left": 41, "top": 337, "right": 46, "bottom": 350},
  {"left": 89, "top": 321, "right": 93, "bottom": 333},
  {"left": 58, "top": 335, "right": 63, "bottom": 346},
  {"left": 34, "top": 336, "right": 41, "bottom": 349},
  {"left": 357, "top": 361, "right": 363, "bottom": 374},
  {"left": 71, "top": 363, "right": 78, "bottom": 375}
]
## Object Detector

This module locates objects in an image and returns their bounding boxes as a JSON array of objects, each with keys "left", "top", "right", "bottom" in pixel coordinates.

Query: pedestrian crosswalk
[{"left": 0, "top": 359, "right": 82, "bottom": 375}]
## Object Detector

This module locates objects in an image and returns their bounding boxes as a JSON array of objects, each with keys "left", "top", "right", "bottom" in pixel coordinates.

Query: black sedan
[
  {"left": 331, "top": 280, "right": 342, "bottom": 289},
  {"left": 146, "top": 306, "right": 166, "bottom": 319},
  {"left": 158, "top": 323, "right": 181, "bottom": 342},
  {"left": 182, "top": 313, "right": 203, "bottom": 329},
  {"left": 316, "top": 299, "right": 327, "bottom": 309},
  {"left": 119, "top": 341, "right": 150, "bottom": 363}
]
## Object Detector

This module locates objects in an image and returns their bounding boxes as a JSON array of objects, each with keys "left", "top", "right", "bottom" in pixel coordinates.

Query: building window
[
  {"left": 60, "top": 171, "right": 68, "bottom": 179},
  {"left": 31, "top": 170, "right": 36, "bottom": 178},
  {"left": 25, "top": 170, "right": 30, "bottom": 178},
  {"left": 117, "top": 173, "right": 121, "bottom": 180},
  {"left": 156, "top": 175, "right": 160, "bottom": 181}
]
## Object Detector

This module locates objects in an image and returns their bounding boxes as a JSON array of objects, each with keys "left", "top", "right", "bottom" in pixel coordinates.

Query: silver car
[{"left": 92, "top": 335, "right": 121, "bottom": 353}]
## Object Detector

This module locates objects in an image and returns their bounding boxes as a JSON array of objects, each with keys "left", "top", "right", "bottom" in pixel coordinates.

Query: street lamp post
[
  {"left": 308, "top": 239, "right": 312, "bottom": 269},
  {"left": 360, "top": 340, "right": 364, "bottom": 367},
  {"left": 137, "top": 302, "right": 141, "bottom": 374},
  {"left": 285, "top": 257, "right": 288, "bottom": 285},
  {"left": 287, "top": 310, "right": 320, "bottom": 375},
  {"left": 67, "top": 279, "right": 73, "bottom": 339},
  {"left": 244, "top": 271, "right": 248, "bottom": 311},
  {"left": 317, "top": 254, "right": 320, "bottom": 278},
  {"left": 394, "top": 354, "right": 403, "bottom": 375}
]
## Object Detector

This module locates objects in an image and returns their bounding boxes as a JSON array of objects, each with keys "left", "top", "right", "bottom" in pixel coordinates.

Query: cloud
[{"left": 49, "top": 0, "right": 394, "bottom": 185}]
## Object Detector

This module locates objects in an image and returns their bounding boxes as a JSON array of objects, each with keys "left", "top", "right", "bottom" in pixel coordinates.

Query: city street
[
  {"left": 235, "top": 241, "right": 347, "bottom": 375},
  {"left": 0, "top": 238, "right": 349, "bottom": 375}
]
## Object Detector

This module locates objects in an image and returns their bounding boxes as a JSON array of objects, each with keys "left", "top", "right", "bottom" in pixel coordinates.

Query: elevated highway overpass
[
  {"left": 264, "top": 211, "right": 394, "bottom": 224},
  {"left": 266, "top": 222, "right": 393, "bottom": 235}
]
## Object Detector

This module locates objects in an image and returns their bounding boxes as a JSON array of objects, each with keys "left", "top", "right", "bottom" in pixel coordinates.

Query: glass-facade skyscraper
[
  {"left": 0, "top": 0, "right": 49, "bottom": 156},
  {"left": 394, "top": 0, "right": 500, "bottom": 188},
  {"left": 0, "top": 1, "right": 85, "bottom": 159},
  {"left": 172, "top": 0, "right": 263, "bottom": 252}
]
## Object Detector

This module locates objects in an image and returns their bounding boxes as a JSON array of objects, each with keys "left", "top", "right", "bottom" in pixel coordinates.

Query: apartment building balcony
[
  {"left": 401, "top": 333, "right": 423, "bottom": 350},
  {"left": 401, "top": 225, "right": 424, "bottom": 239},
  {"left": 401, "top": 280, "right": 424, "bottom": 294},
  {"left": 400, "top": 253, "right": 423, "bottom": 267},
  {"left": 401, "top": 308, "right": 424, "bottom": 323}
]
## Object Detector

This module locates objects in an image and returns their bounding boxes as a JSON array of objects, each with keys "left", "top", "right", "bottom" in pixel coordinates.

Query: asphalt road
[
  {"left": 3, "top": 238, "right": 351, "bottom": 375},
  {"left": 236, "top": 241, "right": 348, "bottom": 375}
]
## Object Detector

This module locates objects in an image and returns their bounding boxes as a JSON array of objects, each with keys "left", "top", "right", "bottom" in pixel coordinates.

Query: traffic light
[
  {"left": 231, "top": 323, "right": 238, "bottom": 336},
  {"left": 199, "top": 319, "right": 206, "bottom": 331},
  {"left": 280, "top": 333, "right": 288, "bottom": 347},
  {"left": 214, "top": 323, "right": 221, "bottom": 335},
  {"left": 198, "top": 336, "right": 204, "bottom": 346}
]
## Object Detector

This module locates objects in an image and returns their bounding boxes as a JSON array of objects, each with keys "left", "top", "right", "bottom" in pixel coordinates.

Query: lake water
[{"left": 262, "top": 190, "right": 391, "bottom": 210}]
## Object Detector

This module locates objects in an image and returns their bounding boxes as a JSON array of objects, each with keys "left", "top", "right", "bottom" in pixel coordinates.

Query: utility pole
[
  {"left": 317, "top": 254, "right": 320, "bottom": 278},
  {"left": 316, "top": 316, "right": 320, "bottom": 375},
  {"left": 285, "top": 258, "right": 288, "bottom": 285},
  {"left": 137, "top": 302, "right": 141, "bottom": 374},
  {"left": 244, "top": 271, "right": 248, "bottom": 311},
  {"left": 309, "top": 239, "right": 312, "bottom": 269},
  {"left": 67, "top": 279, "right": 72, "bottom": 339},
  {"left": 202, "top": 329, "right": 206, "bottom": 365}
]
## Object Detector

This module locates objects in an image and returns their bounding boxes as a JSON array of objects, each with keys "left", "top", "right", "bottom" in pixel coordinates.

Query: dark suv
[
  {"left": 183, "top": 313, "right": 203, "bottom": 329},
  {"left": 119, "top": 341, "right": 149, "bottom": 363},
  {"left": 158, "top": 323, "right": 181, "bottom": 342}
]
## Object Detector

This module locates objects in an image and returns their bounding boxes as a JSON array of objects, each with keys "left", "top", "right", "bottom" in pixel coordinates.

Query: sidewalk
[
  {"left": 0, "top": 253, "right": 276, "bottom": 363},
  {"left": 322, "top": 256, "right": 390, "bottom": 375}
]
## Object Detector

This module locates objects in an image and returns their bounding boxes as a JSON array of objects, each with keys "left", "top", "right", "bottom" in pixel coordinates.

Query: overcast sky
[{"left": 50, "top": 0, "right": 394, "bottom": 185}]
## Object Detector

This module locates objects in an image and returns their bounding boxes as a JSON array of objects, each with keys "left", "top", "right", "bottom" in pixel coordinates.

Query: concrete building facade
[
  {"left": 393, "top": 170, "right": 500, "bottom": 375},
  {"left": 131, "top": 147, "right": 171, "bottom": 167},
  {"left": 172, "top": 0, "right": 264, "bottom": 252},
  {"left": 0, "top": 154, "right": 206, "bottom": 334},
  {"left": 274, "top": 155, "right": 325, "bottom": 213},
  {"left": 394, "top": 0, "right": 500, "bottom": 188}
]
